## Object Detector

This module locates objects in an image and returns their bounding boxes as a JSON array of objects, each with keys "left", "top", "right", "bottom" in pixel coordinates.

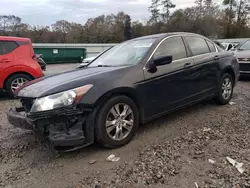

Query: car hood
[
  {"left": 17, "top": 66, "right": 127, "bottom": 98},
  {"left": 233, "top": 50, "right": 250, "bottom": 58}
]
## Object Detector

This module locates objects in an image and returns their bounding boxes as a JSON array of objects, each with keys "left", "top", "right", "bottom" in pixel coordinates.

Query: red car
[{"left": 0, "top": 36, "right": 43, "bottom": 96}]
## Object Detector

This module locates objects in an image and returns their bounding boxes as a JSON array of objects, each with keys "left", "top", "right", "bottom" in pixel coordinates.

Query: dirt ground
[{"left": 0, "top": 65, "right": 250, "bottom": 188}]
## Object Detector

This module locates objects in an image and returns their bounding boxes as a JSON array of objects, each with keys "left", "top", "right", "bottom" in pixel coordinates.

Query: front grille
[
  {"left": 239, "top": 63, "right": 250, "bottom": 72},
  {"left": 28, "top": 107, "right": 83, "bottom": 120},
  {"left": 20, "top": 98, "right": 34, "bottom": 112},
  {"left": 238, "top": 58, "right": 250, "bottom": 62}
]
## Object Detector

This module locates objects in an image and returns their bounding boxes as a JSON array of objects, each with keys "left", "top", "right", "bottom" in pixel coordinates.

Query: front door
[{"left": 139, "top": 36, "right": 199, "bottom": 119}]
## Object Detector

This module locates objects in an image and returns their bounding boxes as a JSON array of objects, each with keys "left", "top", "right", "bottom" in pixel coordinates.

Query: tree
[
  {"left": 161, "top": 0, "right": 176, "bottom": 22},
  {"left": 235, "top": 0, "right": 248, "bottom": 37},
  {"left": 223, "top": 0, "right": 237, "bottom": 37},
  {"left": 149, "top": 0, "right": 176, "bottom": 23},
  {"left": 0, "top": 15, "right": 23, "bottom": 35},
  {"left": 124, "top": 15, "right": 132, "bottom": 40},
  {"left": 195, "top": 0, "right": 203, "bottom": 18},
  {"left": 0, "top": 0, "right": 249, "bottom": 44},
  {"left": 52, "top": 20, "right": 71, "bottom": 43},
  {"left": 148, "top": 0, "right": 161, "bottom": 24}
]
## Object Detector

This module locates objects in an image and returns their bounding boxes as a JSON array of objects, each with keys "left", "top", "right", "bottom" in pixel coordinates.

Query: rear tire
[
  {"left": 95, "top": 95, "right": 139, "bottom": 149},
  {"left": 5, "top": 73, "right": 33, "bottom": 97},
  {"left": 214, "top": 73, "right": 233, "bottom": 105}
]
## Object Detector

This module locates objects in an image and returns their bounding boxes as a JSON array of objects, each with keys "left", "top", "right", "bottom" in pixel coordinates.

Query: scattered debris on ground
[
  {"left": 226, "top": 157, "right": 245, "bottom": 174},
  {"left": 0, "top": 80, "right": 250, "bottom": 188},
  {"left": 106, "top": 154, "right": 120, "bottom": 162},
  {"left": 208, "top": 159, "right": 216, "bottom": 164}
]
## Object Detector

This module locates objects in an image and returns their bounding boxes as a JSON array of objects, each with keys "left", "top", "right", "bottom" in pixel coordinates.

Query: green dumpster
[{"left": 33, "top": 47, "right": 86, "bottom": 64}]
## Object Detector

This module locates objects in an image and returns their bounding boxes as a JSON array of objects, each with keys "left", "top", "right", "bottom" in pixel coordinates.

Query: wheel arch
[
  {"left": 94, "top": 87, "right": 143, "bottom": 123},
  {"left": 3, "top": 71, "right": 34, "bottom": 89},
  {"left": 221, "top": 66, "right": 235, "bottom": 86}
]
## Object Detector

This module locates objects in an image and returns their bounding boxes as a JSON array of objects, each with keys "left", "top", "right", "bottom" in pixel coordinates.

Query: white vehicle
[
  {"left": 82, "top": 56, "right": 96, "bottom": 63},
  {"left": 77, "top": 47, "right": 114, "bottom": 68},
  {"left": 221, "top": 42, "right": 239, "bottom": 51}
]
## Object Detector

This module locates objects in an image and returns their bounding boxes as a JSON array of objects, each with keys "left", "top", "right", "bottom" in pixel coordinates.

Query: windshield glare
[
  {"left": 88, "top": 38, "right": 156, "bottom": 67},
  {"left": 239, "top": 41, "right": 250, "bottom": 50}
]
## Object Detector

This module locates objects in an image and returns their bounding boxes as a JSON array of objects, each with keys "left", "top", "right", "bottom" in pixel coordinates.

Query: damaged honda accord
[{"left": 7, "top": 32, "right": 240, "bottom": 152}]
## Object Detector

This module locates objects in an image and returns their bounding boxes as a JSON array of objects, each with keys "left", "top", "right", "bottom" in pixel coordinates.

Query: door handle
[
  {"left": 184, "top": 62, "right": 193, "bottom": 68},
  {"left": 214, "top": 55, "right": 220, "bottom": 60}
]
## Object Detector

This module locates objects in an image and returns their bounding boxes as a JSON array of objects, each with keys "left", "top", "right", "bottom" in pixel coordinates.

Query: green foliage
[{"left": 0, "top": 0, "right": 249, "bottom": 43}]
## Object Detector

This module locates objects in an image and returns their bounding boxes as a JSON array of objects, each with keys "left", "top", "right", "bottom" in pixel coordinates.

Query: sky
[{"left": 0, "top": 0, "right": 224, "bottom": 26}]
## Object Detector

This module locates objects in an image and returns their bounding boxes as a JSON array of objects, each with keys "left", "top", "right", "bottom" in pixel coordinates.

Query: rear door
[{"left": 184, "top": 36, "right": 220, "bottom": 97}]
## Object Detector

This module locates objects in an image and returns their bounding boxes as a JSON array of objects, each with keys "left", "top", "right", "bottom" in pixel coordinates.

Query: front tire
[
  {"left": 95, "top": 95, "right": 139, "bottom": 149},
  {"left": 5, "top": 73, "right": 32, "bottom": 97},
  {"left": 214, "top": 73, "right": 233, "bottom": 105}
]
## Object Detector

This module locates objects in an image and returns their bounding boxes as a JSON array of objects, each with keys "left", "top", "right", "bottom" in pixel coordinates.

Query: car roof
[
  {"left": 0, "top": 36, "right": 31, "bottom": 42},
  {"left": 132, "top": 32, "right": 206, "bottom": 41}
]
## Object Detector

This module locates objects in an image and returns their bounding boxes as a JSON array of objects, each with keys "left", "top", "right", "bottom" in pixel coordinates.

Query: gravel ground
[{"left": 0, "top": 65, "right": 250, "bottom": 188}]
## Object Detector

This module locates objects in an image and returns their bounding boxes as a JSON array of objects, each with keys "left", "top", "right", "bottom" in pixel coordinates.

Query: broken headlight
[{"left": 30, "top": 84, "right": 93, "bottom": 112}]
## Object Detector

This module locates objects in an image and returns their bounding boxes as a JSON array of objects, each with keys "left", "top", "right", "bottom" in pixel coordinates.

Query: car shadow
[{"left": 0, "top": 91, "right": 13, "bottom": 101}]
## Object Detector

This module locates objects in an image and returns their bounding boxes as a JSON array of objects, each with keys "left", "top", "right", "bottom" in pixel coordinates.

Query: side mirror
[
  {"left": 154, "top": 56, "right": 173, "bottom": 66},
  {"left": 147, "top": 62, "right": 157, "bottom": 73},
  {"left": 146, "top": 56, "right": 173, "bottom": 73}
]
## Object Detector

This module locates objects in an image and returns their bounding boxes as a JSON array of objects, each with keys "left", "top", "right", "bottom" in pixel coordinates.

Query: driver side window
[{"left": 154, "top": 36, "right": 187, "bottom": 61}]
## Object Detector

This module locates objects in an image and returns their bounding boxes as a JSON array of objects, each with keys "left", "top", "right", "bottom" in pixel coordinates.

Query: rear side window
[
  {"left": 206, "top": 40, "right": 216, "bottom": 52},
  {"left": 1, "top": 41, "right": 19, "bottom": 54},
  {"left": 154, "top": 36, "right": 187, "bottom": 61},
  {"left": 185, "top": 37, "right": 210, "bottom": 56}
]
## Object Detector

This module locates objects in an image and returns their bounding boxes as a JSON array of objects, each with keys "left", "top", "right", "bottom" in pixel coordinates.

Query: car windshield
[
  {"left": 88, "top": 38, "right": 156, "bottom": 67},
  {"left": 238, "top": 41, "right": 250, "bottom": 50}
]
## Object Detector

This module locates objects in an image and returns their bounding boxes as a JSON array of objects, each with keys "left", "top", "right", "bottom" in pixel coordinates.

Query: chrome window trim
[
  {"left": 143, "top": 35, "right": 216, "bottom": 70},
  {"left": 144, "top": 35, "right": 187, "bottom": 69},
  {"left": 146, "top": 35, "right": 179, "bottom": 63}
]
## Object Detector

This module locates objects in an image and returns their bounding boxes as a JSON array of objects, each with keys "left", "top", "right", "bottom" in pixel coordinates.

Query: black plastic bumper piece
[
  {"left": 49, "top": 128, "right": 85, "bottom": 147},
  {"left": 7, "top": 107, "right": 34, "bottom": 130},
  {"left": 7, "top": 106, "right": 95, "bottom": 152}
]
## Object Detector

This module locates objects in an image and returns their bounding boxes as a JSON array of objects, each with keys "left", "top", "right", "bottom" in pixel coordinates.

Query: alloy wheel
[
  {"left": 221, "top": 77, "right": 232, "bottom": 100},
  {"left": 11, "top": 78, "right": 29, "bottom": 92},
  {"left": 105, "top": 103, "right": 134, "bottom": 141}
]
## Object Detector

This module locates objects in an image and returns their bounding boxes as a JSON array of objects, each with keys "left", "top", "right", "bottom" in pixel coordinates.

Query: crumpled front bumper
[
  {"left": 7, "top": 107, "right": 34, "bottom": 130},
  {"left": 7, "top": 106, "right": 95, "bottom": 151}
]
